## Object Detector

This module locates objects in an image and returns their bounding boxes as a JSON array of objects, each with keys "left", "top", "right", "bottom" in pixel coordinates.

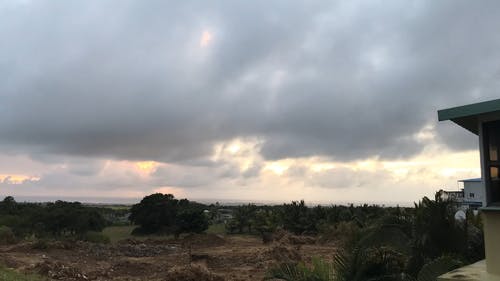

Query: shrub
[
  {"left": 0, "top": 226, "right": 16, "bottom": 245},
  {"left": 265, "top": 257, "right": 335, "bottom": 281},
  {"left": 318, "top": 221, "right": 360, "bottom": 247}
]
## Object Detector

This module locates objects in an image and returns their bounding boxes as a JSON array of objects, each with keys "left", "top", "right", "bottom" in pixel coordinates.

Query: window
[
  {"left": 469, "top": 193, "right": 475, "bottom": 198},
  {"left": 483, "top": 120, "right": 500, "bottom": 205}
]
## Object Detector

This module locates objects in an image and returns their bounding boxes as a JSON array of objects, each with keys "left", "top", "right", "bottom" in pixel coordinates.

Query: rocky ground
[{"left": 0, "top": 232, "right": 337, "bottom": 281}]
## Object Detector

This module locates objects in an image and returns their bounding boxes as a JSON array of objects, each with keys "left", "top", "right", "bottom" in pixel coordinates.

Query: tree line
[
  {"left": 261, "top": 192, "right": 484, "bottom": 281},
  {"left": 0, "top": 196, "right": 107, "bottom": 239}
]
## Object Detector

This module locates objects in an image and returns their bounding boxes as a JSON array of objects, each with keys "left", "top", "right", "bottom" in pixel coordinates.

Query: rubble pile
[{"left": 35, "top": 261, "right": 90, "bottom": 281}]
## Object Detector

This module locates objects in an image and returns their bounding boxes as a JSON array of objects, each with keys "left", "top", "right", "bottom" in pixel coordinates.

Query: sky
[{"left": 0, "top": 0, "right": 499, "bottom": 204}]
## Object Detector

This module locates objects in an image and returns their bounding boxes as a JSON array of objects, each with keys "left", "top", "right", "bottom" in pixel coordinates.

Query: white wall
[{"left": 463, "top": 181, "right": 486, "bottom": 207}]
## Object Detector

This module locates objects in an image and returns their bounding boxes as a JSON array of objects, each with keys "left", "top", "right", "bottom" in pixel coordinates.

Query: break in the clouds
[{"left": 0, "top": 0, "right": 497, "bottom": 201}]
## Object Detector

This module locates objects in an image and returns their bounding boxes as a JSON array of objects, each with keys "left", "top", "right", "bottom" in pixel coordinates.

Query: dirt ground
[{"left": 0, "top": 233, "right": 337, "bottom": 281}]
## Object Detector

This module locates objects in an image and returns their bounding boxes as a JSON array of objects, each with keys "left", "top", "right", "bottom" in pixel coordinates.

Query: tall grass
[
  {"left": 0, "top": 266, "right": 45, "bottom": 281},
  {"left": 265, "top": 258, "right": 335, "bottom": 281}
]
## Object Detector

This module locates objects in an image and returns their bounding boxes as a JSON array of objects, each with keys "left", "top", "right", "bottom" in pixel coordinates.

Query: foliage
[
  {"left": 42, "top": 201, "right": 107, "bottom": 237},
  {"left": 175, "top": 209, "right": 209, "bottom": 236},
  {"left": 411, "top": 194, "right": 464, "bottom": 259},
  {"left": 331, "top": 193, "right": 480, "bottom": 281},
  {"left": 0, "top": 265, "right": 46, "bottom": 281},
  {"left": 416, "top": 256, "right": 462, "bottom": 281},
  {"left": 265, "top": 191, "right": 483, "bottom": 281},
  {"left": 317, "top": 221, "right": 361, "bottom": 247},
  {"left": 331, "top": 247, "right": 408, "bottom": 281},
  {"left": 227, "top": 204, "right": 257, "bottom": 233},
  {"left": 129, "top": 194, "right": 179, "bottom": 234},
  {"left": 0, "top": 197, "right": 107, "bottom": 239},
  {"left": 129, "top": 193, "right": 208, "bottom": 237},
  {"left": 265, "top": 258, "right": 335, "bottom": 281},
  {"left": 281, "top": 200, "right": 316, "bottom": 234},
  {"left": 0, "top": 226, "right": 16, "bottom": 245}
]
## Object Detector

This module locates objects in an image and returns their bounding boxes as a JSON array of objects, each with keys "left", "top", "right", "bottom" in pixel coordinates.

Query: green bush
[
  {"left": 83, "top": 231, "right": 110, "bottom": 244},
  {"left": 0, "top": 226, "right": 16, "bottom": 245},
  {"left": 318, "top": 221, "right": 360, "bottom": 247}
]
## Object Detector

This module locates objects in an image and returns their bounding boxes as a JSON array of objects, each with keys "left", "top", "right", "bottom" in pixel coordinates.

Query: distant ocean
[{"left": 2, "top": 195, "right": 414, "bottom": 207}]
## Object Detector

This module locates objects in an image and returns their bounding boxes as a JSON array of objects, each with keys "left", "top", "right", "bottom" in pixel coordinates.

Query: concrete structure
[
  {"left": 439, "top": 189, "right": 465, "bottom": 202},
  {"left": 439, "top": 178, "right": 486, "bottom": 210},
  {"left": 460, "top": 178, "right": 486, "bottom": 208},
  {"left": 438, "top": 99, "right": 500, "bottom": 280}
]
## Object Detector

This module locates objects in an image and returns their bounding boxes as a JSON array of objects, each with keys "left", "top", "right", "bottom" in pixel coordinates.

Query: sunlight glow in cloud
[
  {"left": 227, "top": 144, "right": 240, "bottom": 154},
  {"left": 264, "top": 162, "right": 289, "bottom": 175},
  {"left": 135, "top": 161, "right": 160, "bottom": 174},
  {"left": 0, "top": 174, "right": 40, "bottom": 184},
  {"left": 200, "top": 30, "right": 213, "bottom": 47}
]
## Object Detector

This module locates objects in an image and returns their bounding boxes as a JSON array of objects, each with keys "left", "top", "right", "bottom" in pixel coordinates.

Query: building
[
  {"left": 438, "top": 99, "right": 500, "bottom": 280},
  {"left": 438, "top": 178, "right": 485, "bottom": 210},
  {"left": 214, "top": 208, "right": 234, "bottom": 224},
  {"left": 459, "top": 178, "right": 486, "bottom": 208},
  {"left": 438, "top": 189, "right": 464, "bottom": 202}
]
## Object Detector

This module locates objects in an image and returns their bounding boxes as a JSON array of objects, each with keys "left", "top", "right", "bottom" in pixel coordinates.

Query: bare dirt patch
[{"left": 0, "top": 233, "right": 337, "bottom": 281}]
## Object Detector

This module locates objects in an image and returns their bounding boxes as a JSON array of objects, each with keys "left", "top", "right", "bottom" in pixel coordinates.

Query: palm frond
[{"left": 417, "top": 256, "right": 462, "bottom": 281}]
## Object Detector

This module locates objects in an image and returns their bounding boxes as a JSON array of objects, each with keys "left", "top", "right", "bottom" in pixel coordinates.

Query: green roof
[{"left": 438, "top": 99, "right": 500, "bottom": 135}]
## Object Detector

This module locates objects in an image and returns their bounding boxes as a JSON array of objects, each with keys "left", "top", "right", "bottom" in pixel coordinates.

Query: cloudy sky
[{"left": 1, "top": 0, "right": 498, "bottom": 204}]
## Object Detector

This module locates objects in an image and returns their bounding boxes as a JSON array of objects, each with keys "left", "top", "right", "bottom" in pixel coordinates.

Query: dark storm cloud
[{"left": 0, "top": 0, "right": 498, "bottom": 163}]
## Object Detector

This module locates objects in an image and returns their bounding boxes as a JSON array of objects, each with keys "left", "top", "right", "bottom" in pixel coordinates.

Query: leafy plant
[
  {"left": 265, "top": 257, "right": 335, "bottom": 281},
  {"left": 416, "top": 256, "right": 462, "bottom": 281}
]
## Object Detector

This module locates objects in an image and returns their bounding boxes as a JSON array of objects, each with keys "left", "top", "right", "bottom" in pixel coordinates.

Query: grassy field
[
  {"left": 206, "top": 223, "right": 225, "bottom": 234},
  {"left": 0, "top": 266, "right": 45, "bottom": 281},
  {"left": 102, "top": 225, "right": 177, "bottom": 243},
  {"left": 103, "top": 223, "right": 228, "bottom": 243},
  {"left": 102, "top": 225, "right": 135, "bottom": 243}
]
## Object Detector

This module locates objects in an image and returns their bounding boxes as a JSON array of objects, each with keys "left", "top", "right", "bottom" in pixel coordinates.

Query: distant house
[
  {"left": 459, "top": 178, "right": 486, "bottom": 208},
  {"left": 205, "top": 208, "right": 234, "bottom": 224},
  {"left": 439, "top": 189, "right": 464, "bottom": 202},
  {"left": 216, "top": 208, "right": 234, "bottom": 223},
  {"left": 439, "top": 178, "right": 486, "bottom": 210}
]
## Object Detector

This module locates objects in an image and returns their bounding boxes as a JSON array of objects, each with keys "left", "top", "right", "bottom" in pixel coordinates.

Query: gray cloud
[{"left": 0, "top": 0, "right": 498, "bottom": 165}]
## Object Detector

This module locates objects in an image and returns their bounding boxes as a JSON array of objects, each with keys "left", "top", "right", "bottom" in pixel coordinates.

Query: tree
[
  {"left": 231, "top": 204, "right": 257, "bottom": 233},
  {"left": 41, "top": 201, "right": 106, "bottom": 237},
  {"left": 129, "top": 193, "right": 208, "bottom": 236},
  {"left": 281, "top": 200, "right": 315, "bottom": 234},
  {"left": 175, "top": 209, "right": 209, "bottom": 237},
  {"left": 0, "top": 196, "right": 17, "bottom": 215},
  {"left": 129, "top": 193, "right": 179, "bottom": 234}
]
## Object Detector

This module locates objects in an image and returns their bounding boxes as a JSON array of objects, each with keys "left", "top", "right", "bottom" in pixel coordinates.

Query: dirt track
[{"left": 0, "top": 234, "right": 337, "bottom": 281}]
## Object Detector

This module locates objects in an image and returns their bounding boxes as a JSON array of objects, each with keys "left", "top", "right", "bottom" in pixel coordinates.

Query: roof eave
[{"left": 438, "top": 98, "right": 500, "bottom": 136}]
